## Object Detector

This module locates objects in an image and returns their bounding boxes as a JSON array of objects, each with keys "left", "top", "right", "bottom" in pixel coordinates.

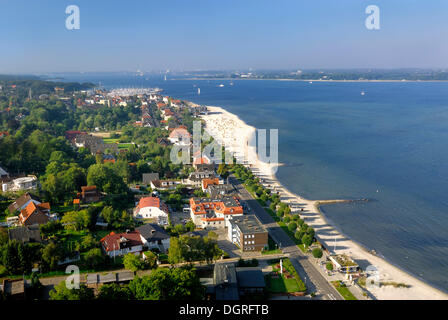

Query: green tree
[
  {"left": 128, "top": 267, "right": 204, "bottom": 300},
  {"left": 123, "top": 253, "right": 146, "bottom": 272},
  {"left": 97, "top": 283, "right": 131, "bottom": 300},
  {"left": 312, "top": 248, "right": 323, "bottom": 259},
  {"left": 326, "top": 262, "right": 334, "bottom": 271},
  {"left": 84, "top": 248, "right": 105, "bottom": 269},
  {"left": 301, "top": 234, "right": 313, "bottom": 248},
  {"left": 49, "top": 281, "right": 95, "bottom": 300},
  {"left": 41, "top": 242, "right": 64, "bottom": 272},
  {"left": 288, "top": 222, "right": 298, "bottom": 232}
]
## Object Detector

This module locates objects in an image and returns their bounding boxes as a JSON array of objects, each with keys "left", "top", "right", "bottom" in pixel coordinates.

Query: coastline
[
  {"left": 176, "top": 78, "right": 448, "bottom": 83},
  {"left": 200, "top": 105, "right": 448, "bottom": 300}
]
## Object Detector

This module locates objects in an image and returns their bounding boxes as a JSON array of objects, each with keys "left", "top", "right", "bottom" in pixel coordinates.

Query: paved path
[{"left": 230, "top": 175, "right": 344, "bottom": 301}]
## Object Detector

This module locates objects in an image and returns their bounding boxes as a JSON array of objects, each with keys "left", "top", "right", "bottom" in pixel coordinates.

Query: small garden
[
  {"left": 331, "top": 281, "right": 357, "bottom": 300},
  {"left": 265, "top": 258, "right": 306, "bottom": 293}
]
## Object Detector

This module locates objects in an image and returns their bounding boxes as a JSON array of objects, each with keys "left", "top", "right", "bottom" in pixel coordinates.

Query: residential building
[
  {"left": 80, "top": 186, "right": 101, "bottom": 203},
  {"left": 0, "top": 165, "right": 9, "bottom": 180},
  {"left": 7, "top": 193, "right": 42, "bottom": 214},
  {"left": 207, "top": 184, "right": 236, "bottom": 198},
  {"left": 189, "top": 196, "right": 243, "bottom": 229},
  {"left": 328, "top": 254, "right": 360, "bottom": 274},
  {"left": 100, "top": 231, "right": 144, "bottom": 257},
  {"left": 133, "top": 197, "right": 169, "bottom": 225},
  {"left": 185, "top": 170, "right": 219, "bottom": 187},
  {"left": 8, "top": 225, "right": 42, "bottom": 243},
  {"left": 142, "top": 173, "right": 159, "bottom": 185},
  {"left": 201, "top": 178, "right": 220, "bottom": 192},
  {"left": 227, "top": 215, "right": 268, "bottom": 252},
  {"left": 168, "top": 127, "right": 191, "bottom": 146},
  {"left": 136, "top": 223, "right": 170, "bottom": 252},
  {"left": 19, "top": 201, "right": 52, "bottom": 226},
  {"left": 150, "top": 179, "right": 181, "bottom": 191},
  {"left": 2, "top": 175, "right": 38, "bottom": 192}
]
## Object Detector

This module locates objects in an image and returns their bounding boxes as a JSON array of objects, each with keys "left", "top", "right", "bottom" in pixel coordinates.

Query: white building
[
  {"left": 2, "top": 176, "right": 38, "bottom": 192},
  {"left": 133, "top": 197, "right": 169, "bottom": 225}
]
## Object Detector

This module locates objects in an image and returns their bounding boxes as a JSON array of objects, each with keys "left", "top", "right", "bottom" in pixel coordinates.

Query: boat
[
  {"left": 309, "top": 81, "right": 313, "bottom": 84},
  {"left": 361, "top": 91, "right": 365, "bottom": 95},
  {"left": 198, "top": 88, "right": 201, "bottom": 95},
  {"left": 218, "top": 84, "right": 224, "bottom": 87}
]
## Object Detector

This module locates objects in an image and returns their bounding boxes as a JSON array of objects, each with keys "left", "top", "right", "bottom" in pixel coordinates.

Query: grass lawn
[
  {"left": 52, "top": 204, "right": 75, "bottom": 214},
  {"left": 262, "top": 236, "right": 282, "bottom": 255},
  {"left": 265, "top": 274, "right": 301, "bottom": 293},
  {"left": 331, "top": 281, "right": 358, "bottom": 300},
  {"left": 266, "top": 258, "right": 306, "bottom": 293},
  {"left": 102, "top": 138, "right": 120, "bottom": 144},
  {"left": 118, "top": 143, "right": 133, "bottom": 149}
]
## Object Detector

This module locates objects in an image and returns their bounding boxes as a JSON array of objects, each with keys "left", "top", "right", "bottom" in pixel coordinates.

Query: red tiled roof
[
  {"left": 202, "top": 178, "right": 219, "bottom": 190},
  {"left": 169, "top": 127, "right": 191, "bottom": 139},
  {"left": 81, "top": 186, "right": 97, "bottom": 192},
  {"left": 137, "top": 196, "right": 160, "bottom": 209},
  {"left": 100, "top": 231, "right": 143, "bottom": 252}
]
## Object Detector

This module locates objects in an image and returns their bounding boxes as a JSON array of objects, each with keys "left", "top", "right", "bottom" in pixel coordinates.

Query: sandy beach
[{"left": 201, "top": 105, "right": 448, "bottom": 300}]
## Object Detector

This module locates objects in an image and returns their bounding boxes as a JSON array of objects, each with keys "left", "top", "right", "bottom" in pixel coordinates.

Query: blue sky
[{"left": 1, "top": 0, "right": 447, "bottom": 73}]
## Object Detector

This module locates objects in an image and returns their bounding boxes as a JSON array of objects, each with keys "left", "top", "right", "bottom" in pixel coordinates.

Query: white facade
[
  {"left": 2, "top": 176, "right": 38, "bottom": 192},
  {"left": 134, "top": 206, "right": 168, "bottom": 220},
  {"left": 105, "top": 245, "right": 143, "bottom": 257}
]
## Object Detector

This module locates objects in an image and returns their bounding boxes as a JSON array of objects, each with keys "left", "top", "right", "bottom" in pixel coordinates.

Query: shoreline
[
  {"left": 175, "top": 78, "right": 448, "bottom": 83},
  {"left": 200, "top": 105, "right": 448, "bottom": 300}
]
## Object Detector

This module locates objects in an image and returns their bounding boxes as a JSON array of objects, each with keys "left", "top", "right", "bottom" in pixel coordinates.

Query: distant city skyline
[{"left": 1, "top": 0, "right": 448, "bottom": 73}]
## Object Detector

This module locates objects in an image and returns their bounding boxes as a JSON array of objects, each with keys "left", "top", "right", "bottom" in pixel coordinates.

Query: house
[
  {"left": 19, "top": 201, "right": 52, "bottom": 226},
  {"left": 168, "top": 127, "right": 191, "bottom": 146},
  {"left": 8, "top": 225, "right": 42, "bottom": 243},
  {"left": 235, "top": 267, "right": 266, "bottom": 296},
  {"left": 189, "top": 196, "right": 244, "bottom": 229},
  {"left": 133, "top": 197, "right": 169, "bottom": 225},
  {"left": 212, "top": 263, "right": 239, "bottom": 300},
  {"left": 202, "top": 263, "right": 266, "bottom": 300},
  {"left": 142, "top": 173, "right": 159, "bottom": 185},
  {"left": 207, "top": 184, "right": 236, "bottom": 198},
  {"left": 150, "top": 179, "right": 181, "bottom": 191},
  {"left": 80, "top": 186, "right": 101, "bottom": 203},
  {"left": 162, "top": 108, "right": 174, "bottom": 120},
  {"left": 103, "top": 154, "right": 116, "bottom": 164},
  {"left": 328, "top": 254, "right": 360, "bottom": 274},
  {"left": 65, "top": 130, "right": 87, "bottom": 143},
  {"left": 0, "top": 165, "right": 9, "bottom": 180},
  {"left": 227, "top": 215, "right": 268, "bottom": 252},
  {"left": 136, "top": 223, "right": 170, "bottom": 252},
  {"left": 8, "top": 193, "right": 42, "bottom": 214},
  {"left": 201, "top": 178, "right": 220, "bottom": 192},
  {"left": 2, "top": 175, "right": 38, "bottom": 192},
  {"left": 195, "top": 163, "right": 216, "bottom": 172},
  {"left": 185, "top": 170, "right": 218, "bottom": 187},
  {"left": 101, "top": 231, "right": 144, "bottom": 257}
]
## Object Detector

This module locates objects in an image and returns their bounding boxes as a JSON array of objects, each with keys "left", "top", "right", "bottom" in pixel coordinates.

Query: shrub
[
  {"left": 283, "top": 216, "right": 290, "bottom": 223},
  {"left": 326, "top": 262, "right": 334, "bottom": 271},
  {"left": 312, "top": 248, "right": 323, "bottom": 259},
  {"left": 288, "top": 222, "right": 297, "bottom": 232}
]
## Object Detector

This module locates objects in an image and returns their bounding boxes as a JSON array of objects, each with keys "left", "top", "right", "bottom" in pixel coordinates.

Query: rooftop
[{"left": 230, "top": 215, "right": 267, "bottom": 234}]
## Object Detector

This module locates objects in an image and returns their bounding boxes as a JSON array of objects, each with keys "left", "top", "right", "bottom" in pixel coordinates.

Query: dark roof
[
  {"left": 8, "top": 193, "right": 41, "bottom": 213},
  {"left": 8, "top": 225, "right": 42, "bottom": 243},
  {"left": 142, "top": 173, "right": 159, "bottom": 184},
  {"left": 195, "top": 164, "right": 216, "bottom": 171},
  {"left": 230, "top": 214, "right": 267, "bottom": 234},
  {"left": 213, "top": 263, "right": 239, "bottom": 300},
  {"left": 136, "top": 223, "right": 169, "bottom": 242},
  {"left": 236, "top": 268, "right": 266, "bottom": 288}
]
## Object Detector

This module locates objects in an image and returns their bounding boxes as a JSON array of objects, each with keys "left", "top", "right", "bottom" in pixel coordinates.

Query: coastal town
[{"left": 0, "top": 78, "right": 446, "bottom": 301}]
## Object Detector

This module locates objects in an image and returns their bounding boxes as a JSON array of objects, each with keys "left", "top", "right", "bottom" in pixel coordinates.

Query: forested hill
[{"left": 0, "top": 75, "right": 95, "bottom": 98}]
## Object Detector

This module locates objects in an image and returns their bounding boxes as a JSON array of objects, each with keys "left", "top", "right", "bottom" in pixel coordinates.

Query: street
[{"left": 229, "top": 175, "right": 343, "bottom": 300}]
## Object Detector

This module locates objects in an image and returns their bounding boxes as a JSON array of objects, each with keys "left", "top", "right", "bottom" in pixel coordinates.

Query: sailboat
[
  {"left": 164, "top": 74, "right": 167, "bottom": 81},
  {"left": 361, "top": 91, "right": 365, "bottom": 96},
  {"left": 198, "top": 88, "right": 201, "bottom": 95}
]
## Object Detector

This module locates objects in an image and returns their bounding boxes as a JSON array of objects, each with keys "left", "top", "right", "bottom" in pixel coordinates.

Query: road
[{"left": 230, "top": 175, "right": 343, "bottom": 300}]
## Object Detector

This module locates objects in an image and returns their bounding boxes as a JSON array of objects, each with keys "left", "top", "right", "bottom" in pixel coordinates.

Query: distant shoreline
[{"left": 176, "top": 77, "right": 448, "bottom": 83}]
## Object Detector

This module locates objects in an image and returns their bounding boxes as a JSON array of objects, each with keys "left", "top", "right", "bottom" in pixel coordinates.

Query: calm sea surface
[{"left": 59, "top": 73, "right": 448, "bottom": 292}]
